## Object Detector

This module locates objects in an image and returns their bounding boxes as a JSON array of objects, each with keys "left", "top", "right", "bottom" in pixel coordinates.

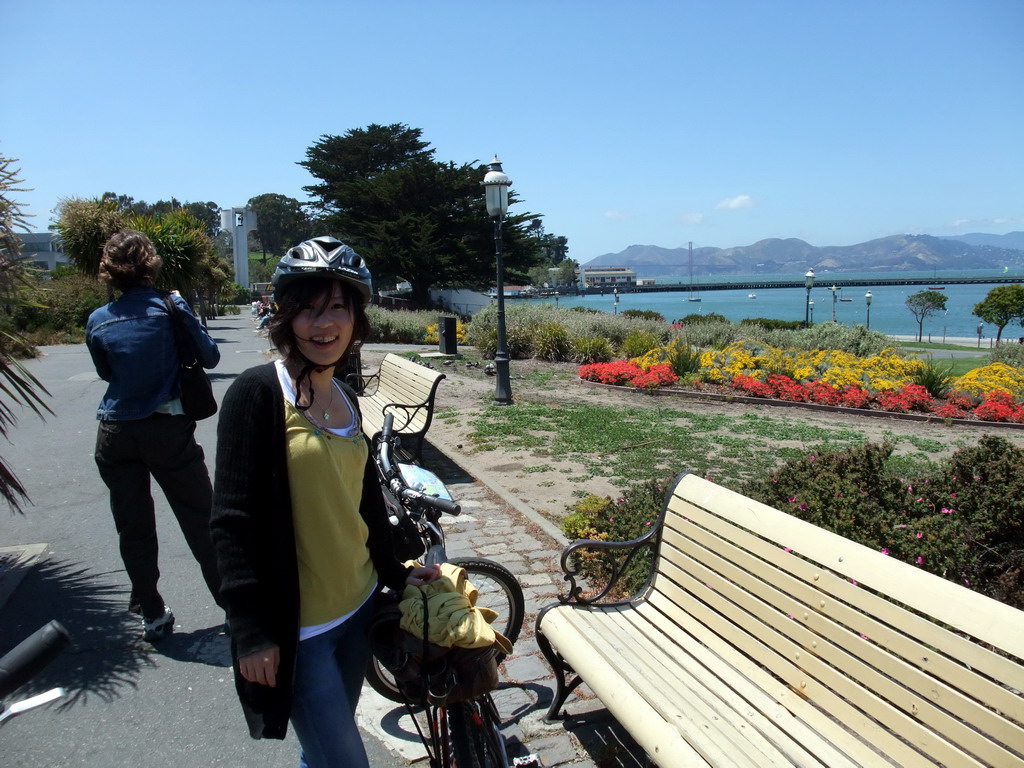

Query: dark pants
[{"left": 94, "top": 414, "right": 222, "bottom": 619}]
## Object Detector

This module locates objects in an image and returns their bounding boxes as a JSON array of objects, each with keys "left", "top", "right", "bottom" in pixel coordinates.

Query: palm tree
[{"left": 0, "top": 154, "right": 53, "bottom": 513}]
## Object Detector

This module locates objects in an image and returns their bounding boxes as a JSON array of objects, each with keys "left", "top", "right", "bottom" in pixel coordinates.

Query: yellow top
[{"left": 284, "top": 399, "right": 376, "bottom": 628}]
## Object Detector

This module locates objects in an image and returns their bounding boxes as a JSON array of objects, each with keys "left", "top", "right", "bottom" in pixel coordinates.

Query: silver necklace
[{"left": 315, "top": 382, "right": 336, "bottom": 420}]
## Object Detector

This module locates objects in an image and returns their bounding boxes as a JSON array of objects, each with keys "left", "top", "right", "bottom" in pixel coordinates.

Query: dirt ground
[{"left": 359, "top": 347, "right": 1024, "bottom": 525}]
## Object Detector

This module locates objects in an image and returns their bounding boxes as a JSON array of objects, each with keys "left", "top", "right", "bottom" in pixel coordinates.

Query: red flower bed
[{"left": 579, "top": 363, "right": 1023, "bottom": 423}]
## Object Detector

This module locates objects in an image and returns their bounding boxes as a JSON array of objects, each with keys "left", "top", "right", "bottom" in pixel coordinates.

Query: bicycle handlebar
[
  {"left": 393, "top": 482, "right": 461, "bottom": 515},
  {"left": 0, "top": 621, "right": 70, "bottom": 699},
  {"left": 378, "top": 413, "right": 461, "bottom": 516}
]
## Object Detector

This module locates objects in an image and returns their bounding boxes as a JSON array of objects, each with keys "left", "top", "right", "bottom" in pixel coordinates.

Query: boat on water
[
  {"left": 839, "top": 298, "right": 853, "bottom": 302},
  {"left": 748, "top": 293, "right": 757, "bottom": 299},
  {"left": 928, "top": 286, "right": 946, "bottom": 290}
]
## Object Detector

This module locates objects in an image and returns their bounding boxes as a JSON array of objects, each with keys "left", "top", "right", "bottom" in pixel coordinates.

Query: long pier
[{"left": 592, "top": 275, "right": 1022, "bottom": 295}]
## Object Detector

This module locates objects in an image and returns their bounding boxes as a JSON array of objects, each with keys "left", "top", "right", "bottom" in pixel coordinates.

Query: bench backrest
[
  {"left": 359, "top": 353, "right": 445, "bottom": 435},
  {"left": 650, "top": 473, "right": 1024, "bottom": 768}
]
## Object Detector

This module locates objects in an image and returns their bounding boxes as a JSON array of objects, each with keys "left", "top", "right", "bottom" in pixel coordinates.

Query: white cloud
[
  {"left": 603, "top": 210, "right": 632, "bottom": 221},
  {"left": 677, "top": 212, "right": 705, "bottom": 225},
  {"left": 715, "top": 194, "right": 755, "bottom": 210}
]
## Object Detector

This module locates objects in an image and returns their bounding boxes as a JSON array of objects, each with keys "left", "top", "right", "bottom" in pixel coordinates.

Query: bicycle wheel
[
  {"left": 447, "top": 557, "right": 525, "bottom": 657},
  {"left": 445, "top": 696, "right": 509, "bottom": 768},
  {"left": 365, "top": 559, "right": 525, "bottom": 703}
]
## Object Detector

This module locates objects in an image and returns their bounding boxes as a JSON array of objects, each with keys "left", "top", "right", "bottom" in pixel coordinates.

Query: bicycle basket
[{"left": 367, "top": 593, "right": 499, "bottom": 707}]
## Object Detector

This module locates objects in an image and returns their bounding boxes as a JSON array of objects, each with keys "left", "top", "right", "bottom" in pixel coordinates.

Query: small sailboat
[{"left": 748, "top": 293, "right": 757, "bottom": 299}]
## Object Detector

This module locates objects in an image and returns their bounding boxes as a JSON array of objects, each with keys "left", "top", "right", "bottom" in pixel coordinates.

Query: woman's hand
[
  {"left": 238, "top": 645, "right": 280, "bottom": 687},
  {"left": 405, "top": 563, "right": 442, "bottom": 586}
]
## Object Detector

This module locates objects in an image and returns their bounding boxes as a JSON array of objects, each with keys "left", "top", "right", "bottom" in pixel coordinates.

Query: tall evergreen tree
[{"left": 299, "top": 124, "right": 544, "bottom": 306}]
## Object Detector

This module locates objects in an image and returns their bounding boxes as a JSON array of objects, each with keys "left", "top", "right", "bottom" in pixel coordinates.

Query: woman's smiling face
[{"left": 291, "top": 282, "right": 354, "bottom": 367}]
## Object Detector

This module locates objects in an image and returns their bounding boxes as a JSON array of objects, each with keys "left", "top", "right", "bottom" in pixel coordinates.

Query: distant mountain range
[{"left": 582, "top": 232, "right": 1024, "bottom": 279}]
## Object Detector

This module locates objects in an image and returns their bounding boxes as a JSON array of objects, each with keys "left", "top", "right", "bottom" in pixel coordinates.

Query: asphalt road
[{"left": 0, "top": 315, "right": 413, "bottom": 767}]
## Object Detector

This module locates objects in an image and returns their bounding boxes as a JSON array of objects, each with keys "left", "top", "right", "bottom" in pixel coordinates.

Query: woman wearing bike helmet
[{"left": 210, "top": 236, "right": 439, "bottom": 768}]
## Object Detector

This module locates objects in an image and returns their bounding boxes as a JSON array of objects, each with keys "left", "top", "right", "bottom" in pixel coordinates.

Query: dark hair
[
  {"left": 99, "top": 230, "right": 162, "bottom": 291},
  {"left": 267, "top": 276, "right": 370, "bottom": 370}
]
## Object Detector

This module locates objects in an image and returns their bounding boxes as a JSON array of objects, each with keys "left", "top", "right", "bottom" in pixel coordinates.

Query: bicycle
[{"left": 367, "top": 412, "right": 525, "bottom": 768}]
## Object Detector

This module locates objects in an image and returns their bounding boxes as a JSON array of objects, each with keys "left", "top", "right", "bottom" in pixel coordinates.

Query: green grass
[{"left": 465, "top": 400, "right": 877, "bottom": 492}]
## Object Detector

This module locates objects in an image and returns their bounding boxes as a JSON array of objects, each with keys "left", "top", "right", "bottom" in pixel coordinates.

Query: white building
[
  {"left": 16, "top": 233, "right": 69, "bottom": 271},
  {"left": 579, "top": 266, "right": 637, "bottom": 290}
]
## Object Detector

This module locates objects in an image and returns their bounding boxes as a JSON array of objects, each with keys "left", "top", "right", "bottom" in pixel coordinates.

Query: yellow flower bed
[
  {"left": 954, "top": 363, "right": 1024, "bottom": 399},
  {"left": 691, "top": 341, "right": 923, "bottom": 391}
]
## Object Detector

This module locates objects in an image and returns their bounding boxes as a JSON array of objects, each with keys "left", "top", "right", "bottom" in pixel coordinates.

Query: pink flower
[
  {"left": 788, "top": 496, "right": 797, "bottom": 503},
  {"left": 916, "top": 532, "right": 923, "bottom": 539},
  {"left": 798, "top": 503, "right": 808, "bottom": 511},
  {"left": 907, "top": 485, "right": 913, "bottom": 492},
  {"left": 949, "top": 493, "right": 958, "bottom": 498},
  {"left": 784, "top": 547, "right": 793, "bottom": 553},
  {"left": 916, "top": 556, "right": 924, "bottom": 564},
  {"left": 916, "top": 497, "right": 924, "bottom": 503},
  {"left": 881, "top": 548, "right": 890, "bottom": 555},
  {"left": 941, "top": 507, "right": 953, "bottom": 515}
]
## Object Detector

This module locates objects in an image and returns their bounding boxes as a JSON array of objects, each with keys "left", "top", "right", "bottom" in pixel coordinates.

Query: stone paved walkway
[{"left": 356, "top": 424, "right": 646, "bottom": 768}]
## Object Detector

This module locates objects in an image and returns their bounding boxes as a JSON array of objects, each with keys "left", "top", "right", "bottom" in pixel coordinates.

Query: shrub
[
  {"left": 990, "top": 341, "right": 1024, "bottom": 368},
  {"left": 620, "top": 308, "right": 665, "bottom": 322},
  {"left": 620, "top": 329, "right": 662, "bottom": 359},
  {"left": 561, "top": 479, "right": 667, "bottom": 597},
  {"left": 911, "top": 360, "right": 955, "bottom": 398},
  {"left": 533, "top": 322, "right": 572, "bottom": 362},
  {"left": 366, "top": 306, "right": 431, "bottom": 344},
  {"left": 739, "top": 317, "right": 803, "bottom": 331},
  {"left": 742, "top": 437, "right": 1024, "bottom": 609},
  {"left": 572, "top": 335, "right": 614, "bottom": 364},
  {"left": 13, "top": 273, "right": 107, "bottom": 334}
]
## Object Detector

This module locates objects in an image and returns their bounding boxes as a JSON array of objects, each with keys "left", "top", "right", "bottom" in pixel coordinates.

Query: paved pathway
[{"left": 1, "top": 313, "right": 639, "bottom": 767}]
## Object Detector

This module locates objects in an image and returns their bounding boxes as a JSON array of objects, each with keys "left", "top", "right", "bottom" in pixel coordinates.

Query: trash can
[{"left": 438, "top": 316, "right": 458, "bottom": 355}]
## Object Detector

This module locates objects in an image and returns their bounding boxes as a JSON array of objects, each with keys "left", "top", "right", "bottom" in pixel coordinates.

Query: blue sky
[{"left": 3, "top": 0, "right": 1022, "bottom": 263}]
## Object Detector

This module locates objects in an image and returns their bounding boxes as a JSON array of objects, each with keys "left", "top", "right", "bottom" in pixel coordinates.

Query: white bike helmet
[{"left": 271, "top": 236, "right": 372, "bottom": 304}]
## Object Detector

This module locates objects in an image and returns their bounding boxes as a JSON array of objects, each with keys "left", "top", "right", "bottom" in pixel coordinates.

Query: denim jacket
[{"left": 86, "top": 287, "right": 220, "bottom": 421}]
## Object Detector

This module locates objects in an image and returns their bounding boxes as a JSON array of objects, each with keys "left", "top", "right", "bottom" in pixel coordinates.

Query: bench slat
[
  {"left": 542, "top": 607, "right": 785, "bottom": 768},
  {"left": 652, "top": 540, "right": 1005, "bottom": 767},
  {"left": 599, "top": 606, "right": 847, "bottom": 768},
  {"left": 354, "top": 353, "right": 445, "bottom": 462},
  {"left": 663, "top": 495, "right": 1024, "bottom": 728}
]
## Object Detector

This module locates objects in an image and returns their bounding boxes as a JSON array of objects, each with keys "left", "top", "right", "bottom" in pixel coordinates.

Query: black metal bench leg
[{"left": 536, "top": 630, "right": 583, "bottom": 721}]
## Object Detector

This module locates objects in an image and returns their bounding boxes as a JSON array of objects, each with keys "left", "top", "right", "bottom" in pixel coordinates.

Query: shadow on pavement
[{"left": 0, "top": 557, "right": 155, "bottom": 710}]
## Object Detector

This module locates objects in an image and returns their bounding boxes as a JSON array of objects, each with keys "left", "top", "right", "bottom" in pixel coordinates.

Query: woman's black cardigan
[{"left": 210, "top": 362, "right": 410, "bottom": 739}]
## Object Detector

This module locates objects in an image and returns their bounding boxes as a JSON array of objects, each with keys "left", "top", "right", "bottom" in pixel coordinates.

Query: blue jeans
[{"left": 290, "top": 597, "right": 375, "bottom": 768}]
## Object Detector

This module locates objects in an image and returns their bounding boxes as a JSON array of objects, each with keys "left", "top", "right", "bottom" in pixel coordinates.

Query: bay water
[{"left": 522, "top": 269, "right": 1023, "bottom": 343}]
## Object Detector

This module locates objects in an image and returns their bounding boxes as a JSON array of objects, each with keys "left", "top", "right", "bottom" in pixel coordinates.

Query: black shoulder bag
[{"left": 162, "top": 296, "right": 218, "bottom": 421}]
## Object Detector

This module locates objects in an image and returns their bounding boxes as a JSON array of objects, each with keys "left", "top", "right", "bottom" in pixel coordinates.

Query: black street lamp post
[
  {"left": 831, "top": 284, "right": 838, "bottom": 322},
  {"left": 809, "top": 300, "right": 815, "bottom": 326},
  {"left": 482, "top": 156, "right": 513, "bottom": 405},
  {"left": 865, "top": 291, "right": 873, "bottom": 330},
  {"left": 804, "top": 268, "right": 815, "bottom": 327}
]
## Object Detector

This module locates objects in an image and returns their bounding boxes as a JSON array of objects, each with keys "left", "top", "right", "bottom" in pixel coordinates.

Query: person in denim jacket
[{"left": 86, "top": 229, "right": 223, "bottom": 642}]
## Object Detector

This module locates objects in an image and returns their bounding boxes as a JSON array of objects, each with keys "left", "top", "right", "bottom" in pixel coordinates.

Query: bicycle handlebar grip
[
  {"left": 0, "top": 620, "right": 71, "bottom": 699},
  {"left": 425, "top": 495, "right": 461, "bottom": 516},
  {"left": 382, "top": 412, "right": 395, "bottom": 436}
]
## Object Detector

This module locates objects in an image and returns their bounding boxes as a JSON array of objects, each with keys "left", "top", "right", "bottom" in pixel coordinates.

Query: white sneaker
[{"left": 142, "top": 607, "right": 174, "bottom": 642}]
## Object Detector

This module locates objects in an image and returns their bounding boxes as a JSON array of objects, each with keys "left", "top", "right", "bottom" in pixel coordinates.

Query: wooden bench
[
  {"left": 351, "top": 353, "right": 446, "bottom": 464},
  {"left": 536, "top": 472, "right": 1024, "bottom": 768}
]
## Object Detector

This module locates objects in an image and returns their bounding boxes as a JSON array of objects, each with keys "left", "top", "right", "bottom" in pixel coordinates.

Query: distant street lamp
[
  {"left": 831, "top": 284, "right": 838, "bottom": 322},
  {"left": 482, "top": 156, "right": 513, "bottom": 405},
  {"left": 809, "top": 300, "right": 815, "bottom": 326},
  {"left": 613, "top": 288, "right": 619, "bottom": 314},
  {"left": 865, "top": 291, "right": 873, "bottom": 330},
  {"left": 804, "top": 268, "right": 815, "bottom": 328}
]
